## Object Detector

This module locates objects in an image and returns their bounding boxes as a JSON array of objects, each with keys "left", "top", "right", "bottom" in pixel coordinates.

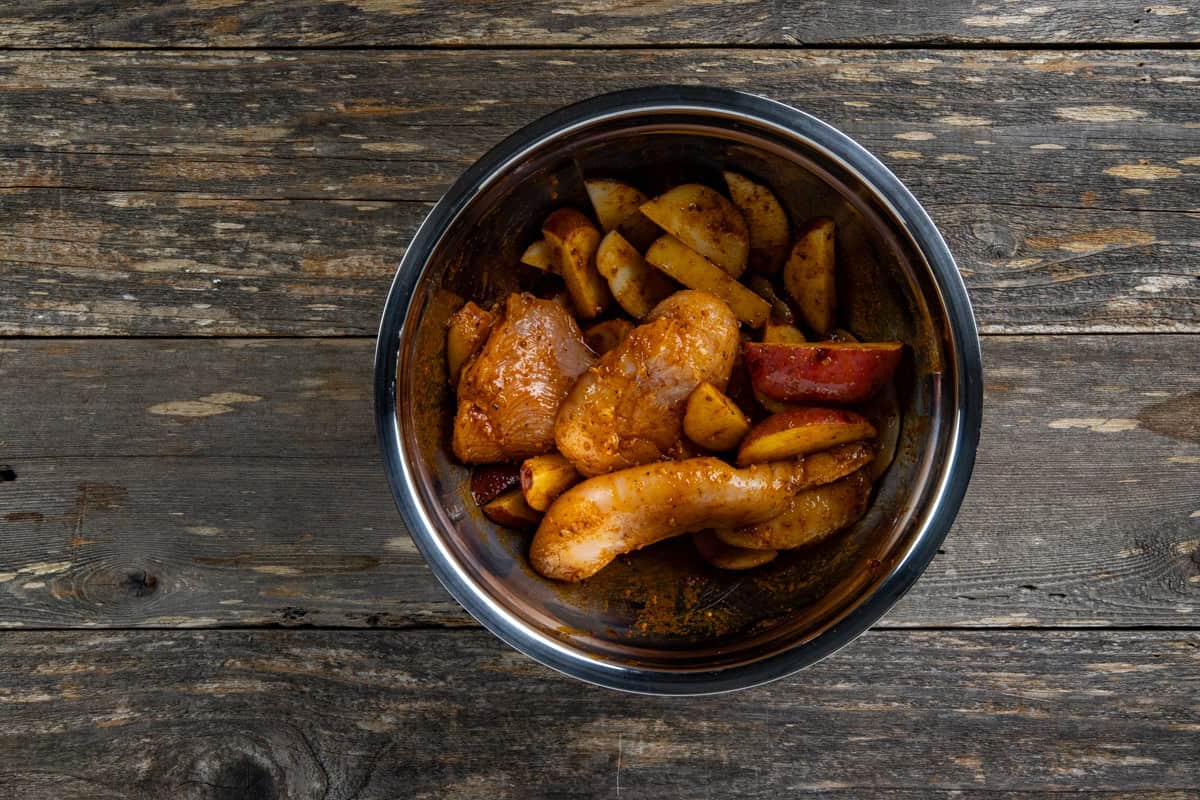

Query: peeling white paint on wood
[{"left": 1048, "top": 418, "right": 1139, "bottom": 432}]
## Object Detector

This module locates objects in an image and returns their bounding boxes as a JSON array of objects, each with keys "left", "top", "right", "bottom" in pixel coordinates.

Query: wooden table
[{"left": 2, "top": 4, "right": 1198, "bottom": 797}]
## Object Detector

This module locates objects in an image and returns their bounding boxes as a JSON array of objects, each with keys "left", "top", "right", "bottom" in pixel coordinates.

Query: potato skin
[
  {"left": 469, "top": 464, "right": 521, "bottom": 507},
  {"left": 743, "top": 341, "right": 903, "bottom": 404}
]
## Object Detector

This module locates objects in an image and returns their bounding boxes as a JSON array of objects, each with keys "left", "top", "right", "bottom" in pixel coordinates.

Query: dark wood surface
[
  {"left": 1, "top": 629, "right": 1197, "bottom": 799},
  {"left": 1, "top": 1, "right": 1196, "bottom": 47},
  {"left": 1, "top": 335, "right": 1197, "bottom": 630},
  {"left": 2, "top": 49, "right": 1198, "bottom": 335},
  {"left": 1, "top": 3, "right": 1198, "bottom": 797}
]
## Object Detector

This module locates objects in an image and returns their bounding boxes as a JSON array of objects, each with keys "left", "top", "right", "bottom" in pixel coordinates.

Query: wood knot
[
  {"left": 970, "top": 223, "right": 1019, "bottom": 260},
  {"left": 0, "top": 466, "right": 16, "bottom": 481},
  {"left": 215, "top": 758, "right": 276, "bottom": 800},
  {"left": 147, "top": 728, "right": 327, "bottom": 799},
  {"left": 123, "top": 571, "right": 158, "bottom": 598}
]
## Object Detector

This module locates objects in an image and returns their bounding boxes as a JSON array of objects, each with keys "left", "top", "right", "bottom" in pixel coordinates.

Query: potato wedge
[
  {"left": 784, "top": 217, "right": 836, "bottom": 336},
  {"left": 762, "top": 323, "right": 807, "bottom": 345},
  {"left": 585, "top": 179, "right": 645, "bottom": 231},
  {"left": 542, "top": 208, "right": 611, "bottom": 319},
  {"left": 644, "top": 235, "right": 770, "bottom": 328},
  {"left": 584, "top": 179, "right": 659, "bottom": 250},
  {"left": 683, "top": 381, "right": 751, "bottom": 451},
  {"left": 446, "top": 300, "right": 496, "bottom": 386},
  {"left": 724, "top": 171, "right": 789, "bottom": 274},
  {"left": 520, "top": 453, "right": 582, "bottom": 512},
  {"left": 640, "top": 184, "right": 749, "bottom": 277},
  {"left": 583, "top": 318, "right": 634, "bottom": 355},
  {"left": 595, "top": 230, "right": 674, "bottom": 319},
  {"left": 717, "top": 470, "right": 870, "bottom": 550},
  {"left": 801, "top": 442, "right": 876, "bottom": 488},
  {"left": 743, "top": 341, "right": 903, "bottom": 404},
  {"left": 483, "top": 488, "right": 542, "bottom": 530},
  {"left": 737, "top": 407, "right": 875, "bottom": 466},
  {"left": 692, "top": 530, "right": 777, "bottom": 570},
  {"left": 520, "top": 239, "right": 557, "bottom": 272},
  {"left": 859, "top": 381, "right": 901, "bottom": 481}
]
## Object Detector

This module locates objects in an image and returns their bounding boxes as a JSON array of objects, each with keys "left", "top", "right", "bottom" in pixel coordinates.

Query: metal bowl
[{"left": 374, "top": 87, "right": 982, "bottom": 694}]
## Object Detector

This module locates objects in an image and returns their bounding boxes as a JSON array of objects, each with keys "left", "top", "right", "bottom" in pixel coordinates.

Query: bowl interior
[{"left": 395, "top": 108, "right": 959, "bottom": 675}]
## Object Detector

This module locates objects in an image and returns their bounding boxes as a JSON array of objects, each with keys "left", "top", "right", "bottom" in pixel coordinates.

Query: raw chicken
[
  {"left": 530, "top": 457, "right": 806, "bottom": 581},
  {"left": 452, "top": 293, "right": 594, "bottom": 464},
  {"left": 554, "top": 290, "right": 739, "bottom": 476}
]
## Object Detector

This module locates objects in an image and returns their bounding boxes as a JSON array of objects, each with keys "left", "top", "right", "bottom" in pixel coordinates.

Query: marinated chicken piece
[
  {"left": 554, "top": 290, "right": 739, "bottom": 476},
  {"left": 453, "top": 293, "right": 594, "bottom": 464},
  {"left": 530, "top": 457, "right": 807, "bottom": 582}
]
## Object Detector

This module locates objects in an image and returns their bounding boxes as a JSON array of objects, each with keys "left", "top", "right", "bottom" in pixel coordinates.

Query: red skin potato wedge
[
  {"left": 470, "top": 464, "right": 521, "bottom": 507},
  {"left": 483, "top": 488, "right": 541, "bottom": 530},
  {"left": 743, "top": 341, "right": 902, "bottom": 404}
]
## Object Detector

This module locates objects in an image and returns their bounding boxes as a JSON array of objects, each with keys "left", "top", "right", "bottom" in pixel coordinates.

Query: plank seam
[{"left": 0, "top": 42, "right": 1199, "bottom": 53}]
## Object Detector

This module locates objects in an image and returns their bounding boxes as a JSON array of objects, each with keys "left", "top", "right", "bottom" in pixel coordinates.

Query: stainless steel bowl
[{"left": 375, "top": 87, "right": 983, "bottom": 694}]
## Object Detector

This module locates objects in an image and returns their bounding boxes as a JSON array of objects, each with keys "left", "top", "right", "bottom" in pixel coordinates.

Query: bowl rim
[{"left": 374, "top": 86, "right": 983, "bottom": 695}]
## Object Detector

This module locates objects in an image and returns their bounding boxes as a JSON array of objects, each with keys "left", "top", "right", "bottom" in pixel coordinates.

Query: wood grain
[
  {"left": 2, "top": 49, "right": 1197, "bottom": 335},
  {"left": 0, "top": 628, "right": 1197, "bottom": 798},
  {"left": 1, "top": 335, "right": 1196, "bottom": 630},
  {"left": 1, "top": 1, "right": 1196, "bottom": 48}
]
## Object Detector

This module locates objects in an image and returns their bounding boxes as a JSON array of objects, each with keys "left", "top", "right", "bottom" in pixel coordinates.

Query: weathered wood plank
[
  {"left": 0, "top": 629, "right": 1197, "bottom": 798},
  {"left": 0, "top": 338, "right": 374, "bottom": 458},
  {"left": 1, "top": 49, "right": 1198, "bottom": 335},
  {"left": 1, "top": 335, "right": 1197, "bottom": 629},
  {"left": 0, "top": 1, "right": 1196, "bottom": 47}
]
